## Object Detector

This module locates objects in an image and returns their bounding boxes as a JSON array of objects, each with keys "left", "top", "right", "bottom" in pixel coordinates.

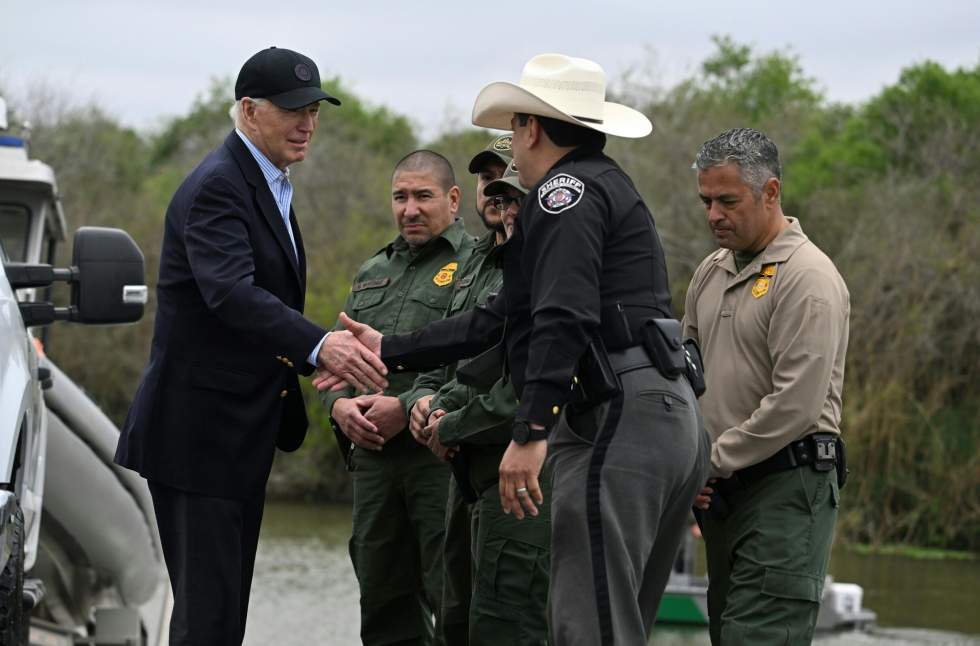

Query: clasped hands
[
  {"left": 409, "top": 395, "right": 457, "bottom": 461},
  {"left": 311, "top": 312, "right": 548, "bottom": 520}
]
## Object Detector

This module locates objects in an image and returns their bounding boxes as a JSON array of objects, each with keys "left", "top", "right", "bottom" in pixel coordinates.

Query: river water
[{"left": 244, "top": 502, "right": 980, "bottom": 646}]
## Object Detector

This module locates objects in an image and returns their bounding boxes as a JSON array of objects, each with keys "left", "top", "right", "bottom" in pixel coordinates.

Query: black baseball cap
[
  {"left": 468, "top": 133, "right": 513, "bottom": 173},
  {"left": 235, "top": 47, "right": 341, "bottom": 110}
]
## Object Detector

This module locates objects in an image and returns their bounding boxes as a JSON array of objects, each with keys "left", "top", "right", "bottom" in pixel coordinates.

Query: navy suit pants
[{"left": 149, "top": 481, "right": 266, "bottom": 646}]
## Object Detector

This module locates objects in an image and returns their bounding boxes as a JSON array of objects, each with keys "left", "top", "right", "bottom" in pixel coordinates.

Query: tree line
[{"left": 5, "top": 37, "right": 978, "bottom": 551}]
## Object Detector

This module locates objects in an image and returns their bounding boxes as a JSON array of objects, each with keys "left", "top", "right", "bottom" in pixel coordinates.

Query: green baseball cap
[
  {"left": 484, "top": 160, "right": 526, "bottom": 197},
  {"left": 468, "top": 133, "right": 513, "bottom": 173}
]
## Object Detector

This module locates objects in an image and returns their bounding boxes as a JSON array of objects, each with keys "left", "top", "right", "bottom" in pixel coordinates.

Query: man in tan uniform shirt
[{"left": 682, "top": 128, "right": 849, "bottom": 645}]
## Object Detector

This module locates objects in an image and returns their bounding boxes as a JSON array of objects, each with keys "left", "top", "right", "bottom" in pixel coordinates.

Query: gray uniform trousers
[{"left": 546, "top": 354, "right": 710, "bottom": 646}]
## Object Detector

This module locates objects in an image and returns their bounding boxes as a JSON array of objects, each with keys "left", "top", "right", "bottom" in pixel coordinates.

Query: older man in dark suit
[{"left": 115, "top": 47, "right": 387, "bottom": 646}]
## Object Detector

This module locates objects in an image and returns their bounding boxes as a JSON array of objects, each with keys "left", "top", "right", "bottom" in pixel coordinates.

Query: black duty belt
[
  {"left": 732, "top": 432, "right": 841, "bottom": 490},
  {"left": 701, "top": 432, "right": 848, "bottom": 522},
  {"left": 606, "top": 345, "right": 654, "bottom": 375}
]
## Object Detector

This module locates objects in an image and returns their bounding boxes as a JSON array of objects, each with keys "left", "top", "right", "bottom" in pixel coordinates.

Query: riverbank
[
  {"left": 248, "top": 501, "right": 980, "bottom": 642},
  {"left": 843, "top": 543, "right": 977, "bottom": 561}
]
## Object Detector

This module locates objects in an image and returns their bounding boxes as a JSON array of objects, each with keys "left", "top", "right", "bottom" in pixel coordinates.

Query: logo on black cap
[{"left": 294, "top": 64, "right": 313, "bottom": 82}]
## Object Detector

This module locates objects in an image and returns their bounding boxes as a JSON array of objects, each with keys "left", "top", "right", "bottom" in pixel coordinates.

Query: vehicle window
[{"left": 0, "top": 203, "right": 31, "bottom": 262}]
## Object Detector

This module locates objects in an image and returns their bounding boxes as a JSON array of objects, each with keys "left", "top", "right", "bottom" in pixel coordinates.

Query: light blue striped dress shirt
[
  {"left": 235, "top": 129, "right": 298, "bottom": 260},
  {"left": 235, "top": 129, "right": 326, "bottom": 366}
]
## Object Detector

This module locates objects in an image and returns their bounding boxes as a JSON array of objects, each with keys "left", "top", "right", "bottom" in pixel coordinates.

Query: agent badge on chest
[
  {"left": 752, "top": 263, "right": 777, "bottom": 298},
  {"left": 433, "top": 262, "right": 459, "bottom": 287},
  {"left": 538, "top": 173, "right": 585, "bottom": 214}
]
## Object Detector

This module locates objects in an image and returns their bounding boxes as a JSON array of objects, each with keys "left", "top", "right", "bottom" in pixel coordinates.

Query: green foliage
[
  {"left": 150, "top": 80, "right": 235, "bottom": 167},
  {"left": 9, "top": 38, "right": 978, "bottom": 549},
  {"left": 698, "top": 35, "right": 822, "bottom": 124}
]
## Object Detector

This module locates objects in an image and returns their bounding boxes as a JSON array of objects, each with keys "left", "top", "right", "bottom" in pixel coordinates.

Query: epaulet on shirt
[{"left": 537, "top": 172, "right": 586, "bottom": 214}]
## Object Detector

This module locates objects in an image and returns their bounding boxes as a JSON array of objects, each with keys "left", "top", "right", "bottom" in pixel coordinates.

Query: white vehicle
[{"left": 0, "top": 97, "right": 169, "bottom": 645}]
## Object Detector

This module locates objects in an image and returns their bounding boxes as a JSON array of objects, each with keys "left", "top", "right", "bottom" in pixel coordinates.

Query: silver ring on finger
[{"left": 516, "top": 487, "right": 528, "bottom": 495}]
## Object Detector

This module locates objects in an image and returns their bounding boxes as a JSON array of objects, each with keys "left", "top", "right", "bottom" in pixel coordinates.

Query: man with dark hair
[
  {"left": 401, "top": 134, "right": 513, "bottom": 645},
  {"left": 405, "top": 158, "right": 549, "bottom": 646},
  {"left": 115, "top": 46, "right": 386, "bottom": 646},
  {"left": 321, "top": 149, "right": 474, "bottom": 645},
  {"left": 393, "top": 149, "right": 459, "bottom": 193},
  {"left": 319, "top": 53, "right": 710, "bottom": 646},
  {"left": 687, "top": 128, "right": 849, "bottom": 645}
]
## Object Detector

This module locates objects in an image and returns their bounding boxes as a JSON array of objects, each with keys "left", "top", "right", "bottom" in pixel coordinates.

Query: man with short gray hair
[{"left": 684, "top": 127, "right": 850, "bottom": 645}]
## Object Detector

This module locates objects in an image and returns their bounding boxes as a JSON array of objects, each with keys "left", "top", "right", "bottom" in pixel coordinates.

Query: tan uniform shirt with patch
[{"left": 681, "top": 218, "right": 850, "bottom": 478}]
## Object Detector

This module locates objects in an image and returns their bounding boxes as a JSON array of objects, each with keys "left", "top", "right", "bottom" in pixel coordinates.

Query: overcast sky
[{"left": 2, "top": 0, "right": 978, "bottom": 139}]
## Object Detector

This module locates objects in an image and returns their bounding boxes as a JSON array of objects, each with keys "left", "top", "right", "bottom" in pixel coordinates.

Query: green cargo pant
[
  {"left": 468, "top": 465, "right": 551, "bottom": 646},
  {"left": 436, "top": 481, "right": 473, "bottom": 645},
  {"left": 350, "top": 440, "right": 451, "bottom": 646},
  {"left": 702, "top": 466, "right": 839, "bottom": 646}
]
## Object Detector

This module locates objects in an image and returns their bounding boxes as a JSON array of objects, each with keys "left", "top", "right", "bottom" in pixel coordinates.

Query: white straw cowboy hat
[{"left": 472, "top": 53, "right": 652, "bottom": 139}]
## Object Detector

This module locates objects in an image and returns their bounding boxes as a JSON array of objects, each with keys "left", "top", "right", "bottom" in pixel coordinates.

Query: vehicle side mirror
[{"left": 71, "top": 227, "right": 147, "bottom": 324}]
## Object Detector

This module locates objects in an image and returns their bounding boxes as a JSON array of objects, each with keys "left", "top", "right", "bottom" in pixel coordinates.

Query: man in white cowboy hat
[{"left": 318, "top": 53, "right": 710, "bottom": 646}]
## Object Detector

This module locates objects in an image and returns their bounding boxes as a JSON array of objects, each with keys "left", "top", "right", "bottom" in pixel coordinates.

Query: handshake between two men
[
  {"left": 315, "top": 312, "right": 416, "bottom": 451},
  {"left": 315, "top": 313, "right": 458, "bottom": 459}
]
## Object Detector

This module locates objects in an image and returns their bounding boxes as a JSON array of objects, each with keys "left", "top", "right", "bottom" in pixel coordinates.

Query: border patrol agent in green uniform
[
  {"left": 318, "top": 55, "right": 710, "bottom": 646},
  {"left": 406, "top": 161, "right": 550, "bottom": 645},
  {"left": 322, "top": 150, "right": 475, "bottom": 646},
  {"left": 685, "top": 129, "right": 850, "bottom": 645},
  {"left": 402, "top": 135, "right": 513, "bottom": 645}
]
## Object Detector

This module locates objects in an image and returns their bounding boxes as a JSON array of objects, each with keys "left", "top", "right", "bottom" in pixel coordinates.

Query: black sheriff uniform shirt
[{"left": 382, "top": 144, "right": 672, "bottom": 430}]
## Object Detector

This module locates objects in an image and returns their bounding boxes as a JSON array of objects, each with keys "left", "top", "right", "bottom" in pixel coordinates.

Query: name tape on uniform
[{"left": 538, "top": 173, "right": 585, "bottom": 214}]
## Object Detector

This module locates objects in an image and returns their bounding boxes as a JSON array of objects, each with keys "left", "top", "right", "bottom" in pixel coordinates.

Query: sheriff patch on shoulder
[{"left": 538, "top": 173, "right": 585, "bottom": 213}]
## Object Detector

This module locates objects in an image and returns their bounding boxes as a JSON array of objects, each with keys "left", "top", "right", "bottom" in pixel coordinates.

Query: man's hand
[
  {"left": 695, "top": 479, "right": 717, "bottom": 510},
  {"left": 340, "top": 312, "right": 383, "bottom": 354},
  {"left": 332, "top": 396, "right": 384, "bottom": 451},
  {"left": 423, "top": 410, "right": 457, "bottom": 461},
  {"left": 362, "top": 395, "right": 407, "bottom": 441},
  {"left": 409, "top": 395, "right": 434, "bottom": 444},
  {"left": 316, "top": 313, "right": 388, "bottom": 393},
  {"left": 312, "top": 369, "right": 346, "bottom": 391},
  {"left": 499, "top": 438, "right": 547, "bottom": 520}
]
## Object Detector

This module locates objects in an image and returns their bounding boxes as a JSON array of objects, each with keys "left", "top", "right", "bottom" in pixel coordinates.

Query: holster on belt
[
  {"left": 640, "top": 318, "right": 686, "bottom": 379},
  {"left": 449, "top": 449, "right": 479, "bottom": 504},
  {"left": 639, "top": 318, "right": 707, "bottom": 397},
  {"left": 571, "top": 336, "right": 622, "bottom": 407},
  {"left": 330, "top": 420, "right": 355, "bottom": 471}
]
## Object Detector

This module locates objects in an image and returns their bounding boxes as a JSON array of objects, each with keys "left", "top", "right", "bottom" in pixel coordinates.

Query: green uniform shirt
[
  {"left": 323, "top": 219, "right": 475, "bottom": 449},
  {"left": 404, "top": 231, "right": 516, "bottom": 450}
]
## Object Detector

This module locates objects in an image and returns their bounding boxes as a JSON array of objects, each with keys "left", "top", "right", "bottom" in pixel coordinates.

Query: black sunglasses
[{"left": 491, "top": 195, "right": 522, "bottom": 211}]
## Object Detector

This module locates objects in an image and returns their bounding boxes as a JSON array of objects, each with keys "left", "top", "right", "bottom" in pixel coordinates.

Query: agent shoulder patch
[{"left": 538, "top": 173, "right": 585, "bottom": 214}]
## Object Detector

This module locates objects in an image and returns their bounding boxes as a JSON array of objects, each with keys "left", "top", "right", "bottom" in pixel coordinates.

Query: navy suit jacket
[{"left": 115, "top": 131, "right": 326, "bottom": 499}]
